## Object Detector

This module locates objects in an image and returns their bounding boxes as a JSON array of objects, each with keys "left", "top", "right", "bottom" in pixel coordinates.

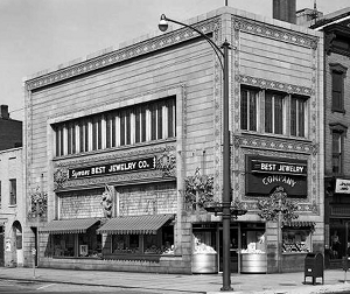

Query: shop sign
[
  {"left": 251, "top": 159, "right": 307, "bottom": 176},
  {"left": 246, "top": 156, "right": 307, "bottom": 198},
  {"left": 68, "top": 157, "right": 155, "bottom": 179},
  {"left": 335, "top": 178, "right": 350, "bottom": 194}
]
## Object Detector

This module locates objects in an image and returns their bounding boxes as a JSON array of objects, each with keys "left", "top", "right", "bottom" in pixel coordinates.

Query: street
[{"left": 0, "top": 280, "right": 199, "bottom": 294}]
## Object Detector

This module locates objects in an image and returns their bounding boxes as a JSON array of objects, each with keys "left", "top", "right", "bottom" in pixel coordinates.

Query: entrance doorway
[
  {"left": 219, "top": 226, "right": 239, "bottom": 273},
  {"left": 12, "top": 221, "right": 23, "bottom": 266}
]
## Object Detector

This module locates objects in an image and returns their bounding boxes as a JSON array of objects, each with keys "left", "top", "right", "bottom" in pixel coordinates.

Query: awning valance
[
  {"left": 39, "top": 218, "right": 100, "bottom": 234},
  {"left": 97, "top": 214, "right": 174, "bottom": 235},
  {"left": 281, "top": 221, "right": 316, "bottom": 229}
]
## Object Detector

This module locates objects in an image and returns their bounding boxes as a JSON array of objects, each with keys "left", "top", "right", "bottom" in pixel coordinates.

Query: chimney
[
  {"left": 296, "top": 8, "right": 323, "bottom": 25},
  {"left": 273, "top": 0, "right": 296, "bottom": 24},
  {"left": 0, "top": 105, "right": 9, "bottom": 119}
]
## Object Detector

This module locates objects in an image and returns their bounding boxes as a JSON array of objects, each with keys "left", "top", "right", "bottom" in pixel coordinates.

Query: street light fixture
[{"left": 158, "top": 14, "right": 239, "bottom": 292}]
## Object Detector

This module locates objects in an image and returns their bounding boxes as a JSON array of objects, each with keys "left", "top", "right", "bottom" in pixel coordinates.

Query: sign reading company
[
  {"left": 335, "top": 179, "right": 350, "bottom": 194},
  {"left": 68, "top": 157, "right": 155, "bottom": 179},
  {"left": 246, "top": 156, "right": 308, "bottom": 197}
]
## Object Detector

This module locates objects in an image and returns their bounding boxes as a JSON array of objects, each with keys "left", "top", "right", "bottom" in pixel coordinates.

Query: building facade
[
  {"left": 24, "top": 5, "right": 323, "bottom": 274},
  {"left": 0, "top": 147, "right": 24, "bottom": 267},
  {"left": 309, "top": 8, "right": 350, "bottom": 268}
]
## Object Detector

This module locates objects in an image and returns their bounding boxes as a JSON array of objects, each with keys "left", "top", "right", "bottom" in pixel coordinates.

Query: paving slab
[{"left": 0, "top": 267, "right": 349, "bottom": 294}]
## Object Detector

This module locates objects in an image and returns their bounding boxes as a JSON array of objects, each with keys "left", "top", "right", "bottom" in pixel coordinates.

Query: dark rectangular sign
[
  {"left": 246, "top": 156, "right": 308, "bottom": 198},
  {"left": 68, "top": 157, "right": 155, "bottom": 179}
]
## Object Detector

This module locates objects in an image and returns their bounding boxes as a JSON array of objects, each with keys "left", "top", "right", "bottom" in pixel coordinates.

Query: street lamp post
[{"left": 158, "top": 14, "right": 233, "bottom": 291}]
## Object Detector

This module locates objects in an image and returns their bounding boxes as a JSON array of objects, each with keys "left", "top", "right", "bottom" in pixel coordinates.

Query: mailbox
[{"left": 304, "top": 252, "right": 324, "bottom": 285}]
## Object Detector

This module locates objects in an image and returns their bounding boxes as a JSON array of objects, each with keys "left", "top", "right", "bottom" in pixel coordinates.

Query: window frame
[
  {"left": 240, "top": 86, "right": 259, "bottom": 132},
  {"left": 330, "top": 63, "right": 348, "bottom": 113},
  {"left": 9, "top": 178, "right": 16, "bottom": 206},
  {"left": 53, "top": 96, "right": 176, "bottom": 157},
  {"left": 330, "top": 124, "right": 347, "bottom": 175},
  {"left": 265, "top": 91, "right": 286, "bottom": 135}
]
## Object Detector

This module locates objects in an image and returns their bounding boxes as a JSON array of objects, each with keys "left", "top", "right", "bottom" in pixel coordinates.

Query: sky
[{"left": 1, "top": 0, "right": 349, "bottom": 121}]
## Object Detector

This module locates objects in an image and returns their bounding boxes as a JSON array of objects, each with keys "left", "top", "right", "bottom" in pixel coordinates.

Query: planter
[
  {"left": 191, "top": 252, "right": 217, "bottom": 273},
  {"left": 240, "top": 253, "right": 267, "bottom": 273}
]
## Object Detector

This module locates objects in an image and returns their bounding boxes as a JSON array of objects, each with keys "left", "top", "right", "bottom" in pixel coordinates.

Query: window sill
[
  {"left": 331, "top": 108, "right": 346, "bottom": 114},
  {"left": 8, "top": 205, "right": 17, "bottom": 208}
]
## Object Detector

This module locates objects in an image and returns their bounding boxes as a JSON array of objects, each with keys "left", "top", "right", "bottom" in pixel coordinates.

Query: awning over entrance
[
  {"left": 281, "top": 221, "right": 316, "bottom": 229},
  {"left": 97, "top": 214, "right": 174, "bottom": 235},
  {"left": 39, "top": 218, "right": 100, "bottom": 234}
]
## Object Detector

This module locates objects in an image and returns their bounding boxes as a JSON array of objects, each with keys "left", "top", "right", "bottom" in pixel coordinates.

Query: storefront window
[
  {"left": 112, "top": 235, "right": 140, "bottom": 253},
  {"left": 241, "top": 224, "right": 266, "bottom": 253},
  {"left": 111, "top": 226, "right": 174, "bottom": 255},
  {"left": 192, "top": 225, "right": 217, "bottom": 253},
  {"left": 52, "top": 229, "right": 101, "bottom": 258},
  {"left": 282, "top": 228, "right": 311, "bottom": 253}
]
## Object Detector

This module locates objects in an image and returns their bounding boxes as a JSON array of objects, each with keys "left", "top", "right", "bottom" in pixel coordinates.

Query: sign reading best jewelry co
[
  {"left": 68, "top": 157, "right": 155, "bottom": 179},
  {"left": 246, "top": 155, "right": 308, "bottom": 197}
]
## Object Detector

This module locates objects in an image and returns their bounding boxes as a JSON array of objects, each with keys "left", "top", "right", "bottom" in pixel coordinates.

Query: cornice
[
  {"left": 233, "top": 16, "right": 319, "bottom": 49},
  {"left": 238, "top": 75, "right": 314, "bottom": 96},
  {"left": 26, "top": 17, "right": 220, "bottom": 91},
  {"left": 234, "top": 134, "right": 316, "bottom": 155}
]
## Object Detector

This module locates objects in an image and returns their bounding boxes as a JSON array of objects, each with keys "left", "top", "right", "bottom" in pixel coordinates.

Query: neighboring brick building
[
  {"left": 23, "top": 2, "right": 324, "bottom": 274},
  {"left": 307, "top": 8, "right": 350, "bottom": 268},
  {"left": 0, "top": 105, "right": 22, "bottom": 150},
  {"left": 0, "top": 147, "right": 24, "bottom": 267}
]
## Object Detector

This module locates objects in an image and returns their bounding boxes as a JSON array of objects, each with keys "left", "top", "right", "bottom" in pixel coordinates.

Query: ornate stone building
[{"left": 23, "top": 4, "right": 323, "bottom": 274}]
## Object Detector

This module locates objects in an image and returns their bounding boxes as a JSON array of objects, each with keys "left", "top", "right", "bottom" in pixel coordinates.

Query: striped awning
[
  {"left": 39, "top": 218, "right": 100, "bottom": 234},
  {"left": 281, "top": 221, "right": 316, "bottom": 229},
  {"left": 97, "top": 214, "right": 174, "bottom": 235}
]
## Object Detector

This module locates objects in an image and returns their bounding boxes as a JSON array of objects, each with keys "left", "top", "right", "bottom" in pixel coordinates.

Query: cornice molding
[
  {"left": 26, "top": 17, "right": 220, "bottom": 91},
  {"left": 238, "top": 75, "right": 314, "bottom": 96},
  {"left": 233, "top": 16, "right": 318, "bottom": 49},
  {"left": 234, "top": 135, "right": 316, "bottom": 155}
]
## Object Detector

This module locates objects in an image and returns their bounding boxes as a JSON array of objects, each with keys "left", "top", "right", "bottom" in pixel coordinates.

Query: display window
[
  {"left": 282, "top": 228, "right": 311, "bottom": 253},
  {"left": 110, "top": 226, "right": 174, "bottom": 255},
  {"left": 112, "top": 235, "right": 140, "bottom": 254},
  {"left": 51, "top": 228, "right": 102, "bottom": 258},
  {"left": 240, "top": 223, "right": 266, "bottom": 254}
]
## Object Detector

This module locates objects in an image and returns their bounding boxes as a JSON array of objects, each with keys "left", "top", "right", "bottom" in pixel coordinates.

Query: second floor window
[
  {"left": 9, "top": 179, "right": 16, "bottom": 206},
  {"left": 330, "top": 63, "right": 347, "bottom": 113},
  {"left": 291, "top": 96, "right": 307, "bottom": 137},
  {"left": 240, "top": 86, "right": 309, "bottom": 138},
  {"left": 54, "top": 97, "right": 176, "bottom": 157},
  {"left": 332, "top": 131, "right": 343, "bottom": 174},
  {"left": 265, "top": 91, "right": 285, "bottom": 135},
  {"left": 241, "top": 87, "right": 258, "bottom": 131}
]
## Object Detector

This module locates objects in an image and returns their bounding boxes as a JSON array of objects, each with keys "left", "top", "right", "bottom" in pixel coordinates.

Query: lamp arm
[{"left": 164, "top": 16, "right": 225, "bottom": 71}]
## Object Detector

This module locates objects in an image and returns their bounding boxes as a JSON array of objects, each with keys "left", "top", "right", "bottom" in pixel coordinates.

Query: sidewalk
[{"left": 0, "top": 266, "right": 350, "bottom": 294}]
